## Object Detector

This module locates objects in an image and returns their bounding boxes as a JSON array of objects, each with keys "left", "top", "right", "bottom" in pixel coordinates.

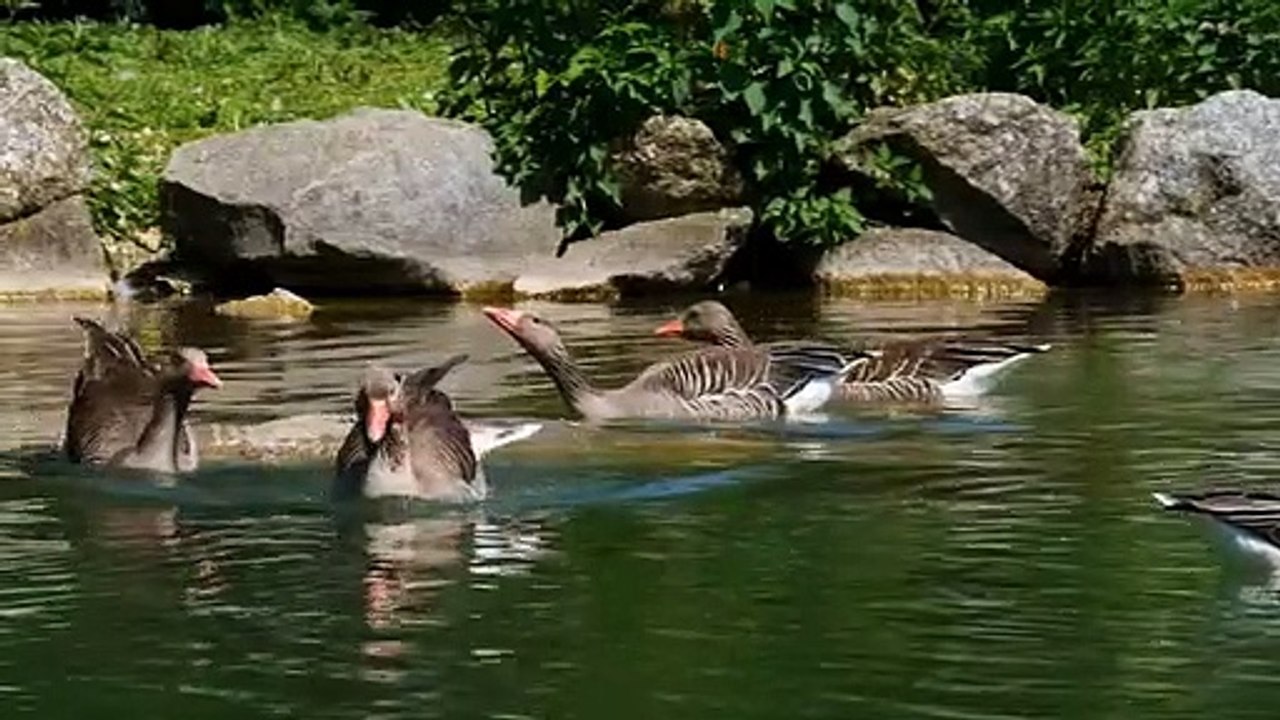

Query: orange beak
[
  {"left": 365, "top": 398, "right": 390, "bottom": 444},
  {"left": 482, "top": 306, "right": 525, "bottom": 333},
  {"left": 188, "top": 363, "right": 223, "bottom": 389},
  {"left": 654, "top": 318, "right": 685, "bottom": 338}
]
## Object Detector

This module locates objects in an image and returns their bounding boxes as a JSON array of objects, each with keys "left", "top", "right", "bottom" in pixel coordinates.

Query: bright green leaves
[
  {"left": 742, "top": 82, "right": 766, "bottom": 115},
  {"left": 443, "top": 0, "right": 967, "bottom": 247}
]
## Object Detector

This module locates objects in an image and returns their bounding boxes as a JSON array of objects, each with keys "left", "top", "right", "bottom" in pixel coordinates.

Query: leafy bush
[
  {"left": 962, "top": 0, "right": 1280, "bottom": 173},
  {"left": 1, "top": 17, "right": 451, "bottom": 261},
  {"left": 446, "top": 0, "right": 1280, "bottom": 246},
  {"left": 444, "top": 0, "right": 965, "bottom": 247}
]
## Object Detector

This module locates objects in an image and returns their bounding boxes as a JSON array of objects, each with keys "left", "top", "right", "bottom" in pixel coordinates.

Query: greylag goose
[
  {"left": 1154, "top": 490, "right": 1280, "bottom": 563},
  {"left": 63, "top": 316, "right": 222, "bottom": 473},
  {"left": 333, "top": 356, "right": 542, "bottom": 501},
  {"left": 655, "top": 300, "right": 1051, "bottom": 404},
  {"left": 482, "top": 306, "right": 870, "bottom": 421}
]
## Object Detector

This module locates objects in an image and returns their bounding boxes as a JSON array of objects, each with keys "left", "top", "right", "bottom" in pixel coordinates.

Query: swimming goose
[
  {"left": 63, "top": 316, "right": 222, "bottom": 473},
  {"left": 655, "top": 300, "right": 1051, "bottom": 404},
  {"left": 482, "top": 306, "right": 869, "bottom": 421},
  {"left": 333, "top": 356, "right": 542, "bottom": 501},
  {"left": 1154, "top": 490, "right": 1280, "bottom": 562}
]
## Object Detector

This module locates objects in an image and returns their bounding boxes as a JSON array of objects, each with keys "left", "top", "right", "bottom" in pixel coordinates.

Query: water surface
[{"left": 2, "top": 292, "right": 1280, "bottom": 718}]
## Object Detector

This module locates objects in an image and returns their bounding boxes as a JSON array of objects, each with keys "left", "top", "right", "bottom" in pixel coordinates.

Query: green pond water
[{"left": 1, "top": 292, "right": 1280, "bottom": 718}]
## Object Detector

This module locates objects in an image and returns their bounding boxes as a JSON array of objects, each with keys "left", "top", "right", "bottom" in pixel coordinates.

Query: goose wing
[
  {"left": 399, "top": 354, "right": 479, "bottom": 487},
  {"left": 65, "top": 318, "right": 164, "bottom": 464},
  {"left": 72, "top": 316, "right": 155, "bottom": 383},
  {"left": 842, "top": 338, "right": 1048, "bottom": 383},
  {"left": 1155, "top": 490, "right": 1280, "bottom": 547},
  {"left": 630, "top": 347, "right": 772, "bottom": 399}
]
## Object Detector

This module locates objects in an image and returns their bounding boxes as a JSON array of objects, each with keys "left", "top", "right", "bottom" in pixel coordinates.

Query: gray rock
[
  {"left": 814, "top": 227, "right": 1046, "bottom": 300},
  {"left": 513, "top": 208, "right": 750, "bottom": 300},
  {"left": 837, "top": 93, "right": 1099, "bottom": 283},
  {"left": 0, "top": 195, "right": 109, "bottom": 300},
  {"left": 1089, "top": 90, "right": 1280, "bottom": 288},
  {"left": 161, "top": 108, "right": 561, "bottom": 295},
  {"left": 0, "top": 58, "right": 91, "bottom": 223},
  {"left": 611, "top": 115, "right": 744, "bottom": 222}
]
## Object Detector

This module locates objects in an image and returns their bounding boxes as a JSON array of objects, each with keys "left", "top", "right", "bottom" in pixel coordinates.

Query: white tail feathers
[
  {"left": 941, "top": 348, "right": 1045, "bottom": 398},
  {"left": 466, "top": 421, "right": 544, "bottom": 458}
]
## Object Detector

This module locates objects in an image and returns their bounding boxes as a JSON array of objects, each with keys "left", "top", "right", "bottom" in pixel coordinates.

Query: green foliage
[
  {"left": 0, "top": 17, "right": 451, "bottom": 251},
  {"left": 963, "top": 0, "right": 1280, "bottom": 173},
  {"left": 447, "top": 0, "right": 1280, "bottom": 246},
  {"left": 444, "top": 0, "right": 966, "bottom": 247}
]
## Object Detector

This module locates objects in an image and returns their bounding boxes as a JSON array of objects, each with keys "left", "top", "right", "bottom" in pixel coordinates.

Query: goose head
[
  {"left": 165, "top": 347, "right": 223, "bottom": 390},
  {"left": 356, "top": 365, "right": 400, "bottom": 444},
  {"left": 482, "top": 307, "right": 570, "bottom": 363},
  {"left": 654, "top": 300, "right": 746, "bottom": 346}
]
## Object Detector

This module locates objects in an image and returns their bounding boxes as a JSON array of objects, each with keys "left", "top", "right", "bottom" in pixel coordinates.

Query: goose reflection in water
[{"left": 355, "top": 511, "right": 552, "bottom": 636}]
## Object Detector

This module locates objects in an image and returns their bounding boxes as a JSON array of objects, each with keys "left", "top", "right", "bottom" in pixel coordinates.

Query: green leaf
[
  {"left": 713, "top": 9, "right": 743, "bottom": 42},
  {"left": 798, "top": 98, "right": 813, "bottom": 127},
  {"left": 743, "top": 81, "right": 766, "bottom": 115},
  {"left": 834, "top": 3, "right": 858, "bottom": 32},
  {"left": 754, "top": 0, "right": 775, "bottom": 21}
]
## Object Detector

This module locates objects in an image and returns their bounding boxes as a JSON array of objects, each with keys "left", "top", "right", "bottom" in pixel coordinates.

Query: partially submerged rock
[
  {"left": 1088, "top": 90, "right": 1280, "bottom": 289},
  {"left": 215, "top": 287, "right": 314, "bottom": 320},
  {"left": 837, "top": 93, "right": 1099, "bottom": 283},
  {"left": 814, "top": 227, "right": 1046, "bottom": 300},
  {"left": 0, "top": 59, "right": 108, "bottom": 300},
  {"left": 162, "top": 108, "right": 561, "bottom": 295},
  {"left": 611, "top": 115, "right": 744, "bottom": 222},
  {"left": 202, "top": 413, "right": 349, "bottom": 463},
  {"left": 513, "top": 208, "right": 750, "bottom": 301}
]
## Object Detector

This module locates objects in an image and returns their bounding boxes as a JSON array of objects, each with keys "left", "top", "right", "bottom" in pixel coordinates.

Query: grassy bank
[{"left": 0, "top": 17, "right": 451, "bottom": 269}]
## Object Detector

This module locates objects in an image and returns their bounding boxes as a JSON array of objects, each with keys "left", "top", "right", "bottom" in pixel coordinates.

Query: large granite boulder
[
  {"left": 611, "top": 115, "right": 744, "bottom": 223},
  {"left": 0, "top": 58, "right": 107, "bottom": 299},
  {"left": 1089, "top": 90, "right": 1280, "bottom": 289},
  {"left": 0, "top": 196, "right": 110, "bottom": 299},
  {"left": 513, "top": 208, "right": 750, "bottom": 301},
  {"left": 161, "top": 108, "right": 562, "bottom": 295},
  {"left": 836, "top": 93, "right": 1100, "bottom": 283},
  {"left": 814, "top": 227, "right": 1046, "bottom": 300}
]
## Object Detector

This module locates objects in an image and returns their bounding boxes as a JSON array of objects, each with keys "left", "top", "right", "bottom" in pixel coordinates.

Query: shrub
[
  {"left": 445, "top": 0, "right": 1280, "bottom": 246},
  {"left": 444, "top": 0, "right": 966, "bottom": 247}
]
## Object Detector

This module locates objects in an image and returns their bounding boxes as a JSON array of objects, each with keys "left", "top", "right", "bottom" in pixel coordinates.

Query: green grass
[{"left": 0, "top": 17, "right": 452, "bottom": 269}]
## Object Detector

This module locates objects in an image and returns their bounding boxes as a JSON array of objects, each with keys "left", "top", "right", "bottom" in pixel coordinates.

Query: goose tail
[
  {"left": 467, "top": 421, "right": 544, "bottom": 458},
  {"left": 941, "top": 344, "right": 1051, "bottom": 398}
]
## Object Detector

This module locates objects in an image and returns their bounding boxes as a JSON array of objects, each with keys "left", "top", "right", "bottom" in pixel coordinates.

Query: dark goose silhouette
[{"left": 63, "top": 316, "right": 222, "bottom": 473}]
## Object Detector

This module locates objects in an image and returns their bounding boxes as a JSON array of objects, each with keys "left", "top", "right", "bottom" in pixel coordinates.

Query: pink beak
[
  {"left": 365, "top": 399, "right": 390, "bottom": 444},
  {"left": 482, "top": 306, "right": 525, "bottom": 333},
  {"left": 189, "top": 363, "right": 223, "bottom": 389},
  {"left": 654, "top": 318, "right": 685, "bottom": 337}
]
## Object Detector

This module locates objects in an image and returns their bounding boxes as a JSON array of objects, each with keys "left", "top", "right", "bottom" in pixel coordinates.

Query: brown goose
[
  {"left": 1154, "top": 490, "right": 1280, "bottom": 564},
  {"left": 655, "top": 300, "right": 1051, "bottom": 404},
  {"left": 482, "top": 306, "right": 870, "bottom": 421},
  {"left": 333, "top": 356, "right": 542, "bottom": 502},
  {"left": 64, "top": 316, "right": 222, "bottom": 473}
]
